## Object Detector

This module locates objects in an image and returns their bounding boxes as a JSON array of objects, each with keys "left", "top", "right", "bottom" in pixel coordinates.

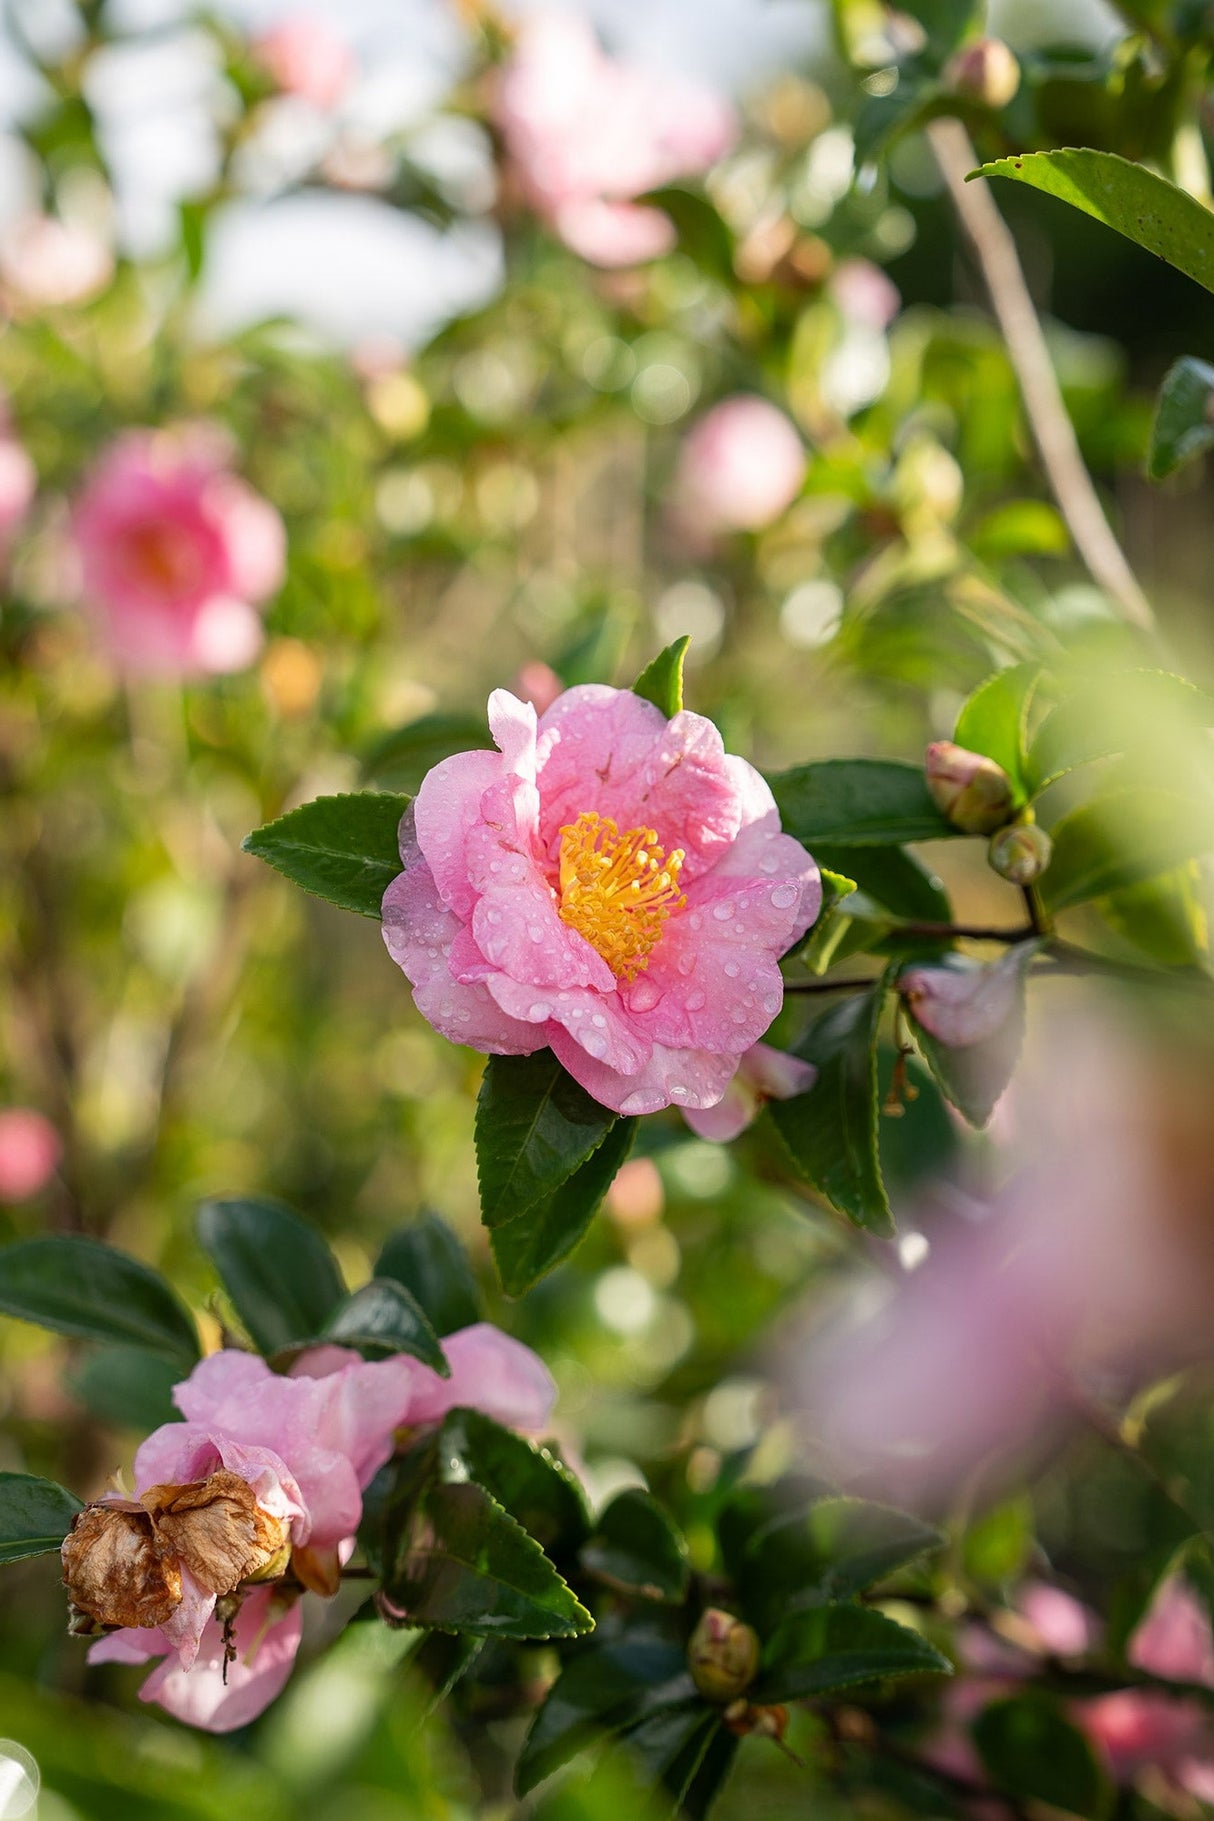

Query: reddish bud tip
[
  {"left": 943, "top": 38, "right": 1021, "bottom": 109},
  {"left": 688, "top": 1608, "right": 761, "bottom": 1703},
  {"left": 925, "top": 741, "right": 1016, "bottom": 835}
]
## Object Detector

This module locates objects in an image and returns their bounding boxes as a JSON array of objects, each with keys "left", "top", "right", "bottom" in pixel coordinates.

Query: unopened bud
[
  {"left": 943, "top": 38, "right": 1021, "bottom": 109},
  {"left": 688, "top": 1608, "right": 761, "bottom": 1703},
  {"left": 925, "top": 741, "right": 1016, "bottom": 835},
  {"left": 988, "top": 821, "right": 1053, "bottom": 885}
]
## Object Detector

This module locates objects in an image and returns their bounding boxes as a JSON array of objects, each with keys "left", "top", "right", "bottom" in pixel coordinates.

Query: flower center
[
  {"left": 123, "top": 521, "right": 203, "bottom": 597},
  {"left": 557, "top": 811, "right": 685, "bottom": 982}
]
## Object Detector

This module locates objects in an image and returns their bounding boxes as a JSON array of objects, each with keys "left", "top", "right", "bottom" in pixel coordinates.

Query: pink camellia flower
[
  {"left": 671, "top": 396, "right": 807, "bottom": 538},
  {"left": 495, "top": 10, "right": 736, "bottom": 268},
  {"left": 381, "top": 685, "right": 820, "bottom": 1117},
  {"left": 81, "top": 1324, "right": 554, "bottom": 1731},
  {"left": 0, "top": 1109, "right": 61, "bottom": 1201},
  {"left": 899, "top": 946, "right": 1033, "bottom": 1049},
  {"left": 828, "top": 258, "right": 901, "bottom": 332},
  {"left": 0, "top": 412, "right": 35, "bottom": 550},
  {"left": 0, "top": 214, "right": 113, "bottom": 312},
  {"left": 253, "top": 17, "right": 356, "bottom": 111},
  {"left": 72, "top": 427, "right": 286, "bottom": 677},
  {"left": 683, "top": 1041, "right": 816, "bottom": 1142},
  {"left": 1080, "top": 1575, "right": 1214, "bottom": 1798}
]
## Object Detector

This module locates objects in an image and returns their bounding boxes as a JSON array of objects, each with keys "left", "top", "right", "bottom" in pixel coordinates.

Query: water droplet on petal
[
  {"left": 620, "top": 1090, "right": 651, "bottom": 1115},
  {"left": 686, "top": 990, "right": 706, "bottom": 1011},
  {"left": 528, "top": 925, "right": 544, "bottom": 942},
  {"left": 724, "top": 960, "right": 741, "bottom": 979},
  {"left": 712, "top": 900, "right": 736, "bottom": 922},
  {"left": 759, "top": 853, "right": 780, "bottom": 874},
  {"left": 629, "top": 978, "right": 662, "bottom": 1012},
  {"left": 591, "top": 1013, "right": 607, "bottom": 1028},
  {"left": 770, "top": 883, "right": 799, "bottom": 910},
  {"left": 677, "top": 954, "right": 696, "bottom": 976},
  {"left": 582, "top": 1029, "right": 608, "bottom": 1059},
  {"left": 668, "top": 1083, "right": 690, "bottom": 1100},
  {"left": 529, "top": 1002, "right": 551, "bottom": 1020}
]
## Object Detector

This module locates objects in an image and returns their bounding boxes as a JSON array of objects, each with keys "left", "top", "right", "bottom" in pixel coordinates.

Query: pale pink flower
[
  {"left": 671, "top": 396, "right": 806, "bottom": 537},
  {"left": 495, "top": 10, "right": 735, "bottom": 268},
  {"left": 72, "top": 427, "right": 285, "bottom": 677},
  {"left": 829, "top": 258, "right": 901, "bottom": 331},
  {"left": 381, "top": 685, "right": 820, "bottom": 1116},
  {"left": 899, "top": 947, "right": 1030, "bottom": 1048},
  {"left": 253, "top": 17, "right": 356, "bottom": 110},
  {"left": 0, "top": 417, "right": 35, "bottom": 549},
  {"left": 0, "top": 214, "right": 113, "bottom": 312},
  {"left": 683, "top": 1040, "right": 816, "bottom": 1141},
  {"left": 0, "top": 1109, "right": 61, "bottom": 1201},
  {"left": 1080, "top": 1577, "right": 1214, "bottom": 1796},
  {"left": 86, "top": 1324, "right": 554, "bottom": 1730},
  {"left": 515, "top": 660, "right": 564, "bottom": 717}
]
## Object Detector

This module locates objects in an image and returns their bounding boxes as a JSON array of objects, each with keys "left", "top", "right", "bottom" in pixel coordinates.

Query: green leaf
[
  {"left": 67, "top": 1345, "right": 181, "bottom": 1432},
  {"left": 383, "top": 1478, "right": 593, "bottom": 1639},
  {"left": 362, "top": 711, "right": 493, "bottom": 792},
  {"left": 973, "top": 1696, "right": 1113, "bottom": 1819},
  {"left": 1099, "top": 864, "right": 1211, "bottom": 969},
  {"left": 242, "top": 791, "right": 408, "bottom": 918},
  {"left": 1042, "top": 789, "right": 1214, "bottom": 911},
  {"left": 770, "top": 984, "right": 893, "bottom": 1235},
  {"left": 1026, "top": 670, "right": 1213, "bottom": 794},
  {"left": 753, "top": 1499, "right": 943, "bottom": 1609},
  {"left": 0, "top": 1472, "right": 84, "bottom": 1565},
  {"left": 904, "top": 946, "right": 1037, "bottom": 1129},
  {"left": 437, "top": 1406, "right": 590, "bottom": 1555},
  {"left": 753, "top": 1604, "right": 951, "bottom": 1704},
  {"left": 798, "top": 865, "right": 859, "bottom": 975},
  {"left": 770, "top": 760, "right": 957, "bottom": 847},
  {"left": 491, "top": 1116, "right": 636, "bottom": 1296},
  {"left": 322, "top": 1278, "right": 447, "bottom": 1372},
  {"left": 1148, "top": 357, "right": 1214, "bottom": 481},
  {"left": 974, "top": 150, "right": 1214, "bottom": 297},
  {"left": 517, "top": 1636, "right": 691, "bottom": 1795},
  {"left": 196, "top": 1196, "right": 346, "bottom": 1356},
  {"left": 375, "top": 1214, "right": 481, "bottom": 1336},
  {"left": 582, "top": 1489, "right": 691, "bottom": 1602},
  {"left": 969, "top": 500, "right": 1068, "bottom": 560},
  {"left": 953, "top": 664, "right": 1044, "bottom": 797},
  {"left": 0, "top": 1237, "right": 199, "bottom": 1367},
  {"left": 476, "top": 1052, "right": 622, "bottom": 1231},
  {"left": 631, "top": 637, "right": 690, "bottom": 718},
  {"left": 813, "top": 844, "right": 951, "bottom": 924}
]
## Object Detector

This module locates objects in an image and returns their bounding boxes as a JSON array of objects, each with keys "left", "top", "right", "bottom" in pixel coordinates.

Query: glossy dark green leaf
[
  {"left": 1026, "top": 670, "right": 1212, "bottom": 794},
  {"left": 903, "top": 946, "right": 1038, "bottom": 1128},
  {"left": 813, "top": 844, "right": 951, "bottom": 924},
  {"left": 770, "top": 760, "right": 957, "bottom": 847},
  {"left": 975, "top": 150, "right": 1214, "bottom": 297},
  {"left": 618, "top": 1704, "right": 725, "bottom": 1814},
  {"left": 67, "top": 1345, "right": 181, "bottom": 1432},
  {"left": 631, "top": 636, "right": 690, "bottom": 718},
  {"left": 362, "top": 711, "right": 492, "bottom": 792},
  {"left": 374, "top": 1214, "right": 481, "bottom": 1336},
  {"left": 437, "top": 1406, "right": 590, "bottom": 1556},
  {"left": 1042, "top": 789, "right": 1214, "bottom": 911},
  {"left": 0, "top": 1237, "right": 199, "bottom": 1367},
  {"left": 0, "top": 1472, "right": 84, "bottom": 1565},
  {"left": 753, "top": 1603, "right": 950, "bottom": 1703},
  {"left": 383, "top": 1478, "right": 593, "bottom": 1639},
  {"left": 752, "top": 1499, "right": 943, "bottom": 1609},
  {"left": 322, "top": 1278, "right": 447, "bottom": 1372},
  {"left": 490, "top": 1116, "right": 636, "bottom": 1296},
  {"left": 770, "top": 984, "right": 893, "bottom": 1235},
  {"left": 953, "top": 664, "right": 1044, "bottom": 797},
  {"left": 517, "top": 1636, "right": 691, "bottom": 1794},
  {"left": 973, "top": 1696, "right": 1113, "bottom": 1819},
  {"left": 476, "top": 1052, "right": 621, "bottom": 1230},
  {"left": 196, "top": 1196, "right": 345, "bottom": 1356},
  {"left": 241, "top": 791, "right": 408, "bottom": 918},
  {"left": 582, "top": 1489, "right": 691, "bottom": 1602},
  {"left": 1148, "top": 356, "right": 1214, "bottom": 481}
]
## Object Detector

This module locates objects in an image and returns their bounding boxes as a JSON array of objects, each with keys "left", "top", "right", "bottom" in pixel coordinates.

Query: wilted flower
[
  {"left": 72, "top": 427, "right": 286, "bottom": 677},
  {"left": 495, "top": 10, "right": 735, "bottom": 268},
  {"left": 0, "top": 1109, "right": 61, "bottom": 1201},
  {"left": 683, "top": 1040, "right": 816, "bottom": 1141},
  {"left": 0, "top": 214, "right": 113, "bottom": 312},
  {"left": 988, "top": 821, "right": 1053, "bottom": 886},
  {"left": 671, "top": 396, "right": 807, "bottom": 538},
  {"left": 925, "top": 741, "right": 1015, "bottom": 835},
  {"left": 81, "top": 1324, "right": 554, "bottom": 1730},
  {"left": 381, "top": 685, "right": 820, "bottom": 1115},
  {"left": 252, "top": 17, "right": 356, "bottom": 110}
]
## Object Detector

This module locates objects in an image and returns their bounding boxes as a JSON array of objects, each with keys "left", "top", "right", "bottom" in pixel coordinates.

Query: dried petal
[
  {"left": 142, "top": 1471, "right": 291, "bottom": 1596},
  {"left": 62, "top": 1500, "right": 182, "bottom": 1630}
]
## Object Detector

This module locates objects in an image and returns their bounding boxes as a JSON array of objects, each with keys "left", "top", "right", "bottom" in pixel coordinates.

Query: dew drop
[
  {"left": 677, "top": 954, "right": 696, "bottom": 976},
  {"left": 528, "top": 1001, "right": 551, "bottom": 1020},
  {"left": 689, "top": 913, "right": 702, "bottom": 931},
  {"left": 770, "top": 882, "right": 799, "bottom": 910},
  {"left": 528, "top": 925, "right": 545, "bottom": 942},
  {"left": 620, "top": 1091, "right": 651, "bottom": 1116},
  {"left": 591, "top": 1013, "right": 607, "bottom": 1028},
  {"left": 759, "top": 852, "right": 780, "bottom": 874},
  {"left": 686, "top": 990, "right": 706, "bottom": 1011},
  {"left": 724, "top": 960, "right": 741, "bottom": 978},
  {"left": 668, "top": 1083, "right": 690, "bottom": 1101},
  {"left": 582, "top": 1029, "right": 608, "bottom": 1059},
  {"left": 712, "top": 900, "right": 736, "bottom": 922},
  {"left": 629, "top": 978, "right": 662, "bottom": 1012}
]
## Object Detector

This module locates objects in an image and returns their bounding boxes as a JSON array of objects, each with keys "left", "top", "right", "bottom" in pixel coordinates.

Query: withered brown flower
[{"left": 62, "top": 1469, "right": 291, "bottom": 1631}]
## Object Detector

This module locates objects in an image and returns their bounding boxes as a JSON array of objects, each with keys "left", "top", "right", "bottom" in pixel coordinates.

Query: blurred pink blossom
[
  {"left": 514, "top": 660, "right": 564, "bottom": 717},
  {"left": 86, "top": 1325, "right": 554, "bottom": 1730},
  {"left": 899, "top": 947, "right": 1031, "bottom": 1048},
  {"left": 0, "top": 1109, "right": 61, "bottom": 1201},
  {"left": 0, "top": 412, "right": 35, "bottom": 549},
  {"left": 253, "top": 17, "right": 356, "bottom": 110},
  {"left": 495, "top": 10, "right": 735, "bottom": 268},
  {"left": 829, "top": 258, "right": 901, "bottom": 331},
  {"left": 671, "top": 396, "right": 806, "bottom": 537},
  {"left": 72, "top": 427, "right": 286, "bottom": 677},
  {"left": 1081, "top": 1575, "right": 1214, "bottom": 1796},
  {"left": 683, "top": 1040, "right": 815, "bottom": 1142},
  {"left": 0, "top": 215, "right": 113, "bottom": 312},
  {"left": 382, "top": 685, "right": 820, "bottom": 1115}
]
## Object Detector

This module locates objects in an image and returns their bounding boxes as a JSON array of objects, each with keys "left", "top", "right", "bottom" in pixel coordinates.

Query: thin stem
[{"left": 928, "top": 116, "right": 1155, "bottom": 633}]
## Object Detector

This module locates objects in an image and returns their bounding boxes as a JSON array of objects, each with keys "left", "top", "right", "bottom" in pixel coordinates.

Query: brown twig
[{"left": 928, "top": 116, "right": 1155, "bottom": 633}]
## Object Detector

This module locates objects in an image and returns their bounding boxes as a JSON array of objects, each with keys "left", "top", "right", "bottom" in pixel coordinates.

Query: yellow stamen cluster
[{"left": 557, "top": 811, "right": 685, "bottom": 981}]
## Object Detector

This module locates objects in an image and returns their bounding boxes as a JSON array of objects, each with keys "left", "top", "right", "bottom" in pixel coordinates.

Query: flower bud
[
  {"left": 925, "top": 741, "right": 1015, "bottom": 835},
  {"left": 688, "top": 1608, "right": 761, "bottom": 1703},
  {"left": 943, "top": 38, "right": 1021, "bottom": 110},
  {"left": 988, "top": 821, "right": 1053, "bottom": 885}
]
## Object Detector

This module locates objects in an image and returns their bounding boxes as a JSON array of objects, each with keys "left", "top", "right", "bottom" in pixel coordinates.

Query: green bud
[
  {"left": 988, "top": 821, "right": 1053, "bottom": 885},
  {"left": 925, "top": 741, "right": 1016, "bottom": 835},
  {"left": 688, "top": 1608, "right": 761, "bottom": 1703},
  {"left": 943, "top": 38, "right": 1021, "bottom": 109}
]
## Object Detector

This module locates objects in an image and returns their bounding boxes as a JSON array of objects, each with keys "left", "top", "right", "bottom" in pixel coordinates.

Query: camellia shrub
[{"left": 4, "top": 3, "right": 1214, "bottom": 1820}]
